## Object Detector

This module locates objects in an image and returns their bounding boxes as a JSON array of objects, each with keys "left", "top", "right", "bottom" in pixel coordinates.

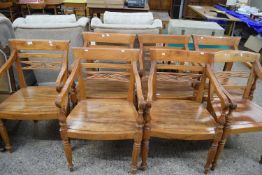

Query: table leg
[{"left": 231, "top": 21, "right": 236, "bottom": 36}]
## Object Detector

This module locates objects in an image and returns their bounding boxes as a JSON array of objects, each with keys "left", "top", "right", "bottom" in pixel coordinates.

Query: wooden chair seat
[
  {"left": 213, "top": 99, "right": 262, "bottom": 133},
  {"left": 150, "top": 99, "right": 216, "bottom": 140},
  {"left": 0, "top": 86, "right": 58, "bottom": 120},
  {"left": 83, "top": 79, "right": 129, "bottom": 99},
  {"left": 66, "top": 99, "right": 138, "bottom": 140}
]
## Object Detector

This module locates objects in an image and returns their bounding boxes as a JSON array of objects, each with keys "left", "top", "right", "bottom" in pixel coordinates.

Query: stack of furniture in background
[{"left": 12, "top": 14, "right": 89, "bottom": 85}]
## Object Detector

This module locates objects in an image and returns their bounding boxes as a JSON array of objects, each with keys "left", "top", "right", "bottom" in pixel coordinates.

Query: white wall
[{"left": 250, "top": 0, "right": 262, "bottom": 10}]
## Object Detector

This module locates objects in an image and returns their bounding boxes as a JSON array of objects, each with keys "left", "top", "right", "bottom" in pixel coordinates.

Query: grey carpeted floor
[{"left": 0, "top": 65, "right": 262, "bottom": 175}]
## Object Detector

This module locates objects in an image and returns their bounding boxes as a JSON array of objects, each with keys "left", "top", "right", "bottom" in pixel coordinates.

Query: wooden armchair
[
  {"left": 81, "top": 32, "right": 136, "bottom": 99},
  {"left": 0, "top": 39, "right": 69, "bottom": 152},
  {"left": 55, "top": 48, "right": 145, "bottom": 174},
  {"left": 141, "top": 48, "right": 233, "bottom": 174},
  {"left": 193, "top": 35, "right": 241, "bottom": 71},
  {"left": 209, "top": 50, "right": 262, "bottom": 171}
]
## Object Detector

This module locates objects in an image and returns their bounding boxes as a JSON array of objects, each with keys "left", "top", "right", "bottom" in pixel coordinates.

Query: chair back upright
[
  {"left": 138, "top": 34, "right": 190, "bottom": 74},
  {"left": 149, "top": 49, "right": 213, "bottom": 102},
  {"left": 83, "top": 32, "right": 136, "bottom": 48},
  {"left": 213, "top": 50, "right": 261, "bottom": 100},
  {"left": 9, "top": 39, "right": 69, "bottom": 88},
  {"left": 193, "top": 35, "right": 241, "bottom": 71},
  {"left": 72, "top": 47, "right": 140, "bottom": 102}
]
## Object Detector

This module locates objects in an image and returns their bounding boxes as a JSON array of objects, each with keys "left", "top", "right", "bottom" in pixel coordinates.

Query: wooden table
[
  {"left": 87, "top": 3, "right": 150, "bottom": 17},
  {"left": 17, "top": 0, "right": 63, "bottom": 15},
  {"left": 188, "top": 5, "right": 241, "bottom": 36},
  {"left": 63, "top": 0, "right": 87, "bottom": 16}
]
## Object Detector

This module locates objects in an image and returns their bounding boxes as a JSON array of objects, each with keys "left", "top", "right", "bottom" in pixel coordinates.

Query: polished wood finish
[
  {"left": 210, "top": 50, "right": 262, "bottom": 171},
  {"left": 141, "top": 48, "right": 232, "bottom": 174},
  {"left": 0, "top": 39, "right": 69, "bottom": 152},
  {"left": 56, "top": 48, "right": 145, "bottom": 173},
  {"left": 82, "top": 32, "right": 136, "bottom": 99}
]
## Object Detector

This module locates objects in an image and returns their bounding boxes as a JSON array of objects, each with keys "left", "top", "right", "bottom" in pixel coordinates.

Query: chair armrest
[
  {"left": 147, "top": 61, "right": 156, "bottom": 108},
  {"left": 138, "top": 49, "right": 144, "bottom": 77},
  {"left": 254, "top": 59, "right": 262, "bottom": 80},
  {"left": 0, "top": 50, "right": 16, "bottom": 77},
  {"left": 91, "top": 17, "right": 103, "bottom": 28},
  {"left": 132, "top": 61, "right": 145, "bottom": 111},
  {"left": 76, "top": 17, "right": 90, "bottom": 27},
  {"left": 55, "top": 62, "right": 67, "bottom": 93},
  {"left": 55, "top": 59, "right": 80, "bottom": 110},
  {"left": 152, "top": 19, "right": 163, "bottom": 29},
  {"left": 206, "top": 65, "right": 233, "bottom": 111}
]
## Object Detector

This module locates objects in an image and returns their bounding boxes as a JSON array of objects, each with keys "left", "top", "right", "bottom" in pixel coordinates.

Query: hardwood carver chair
[
  {"left": 138, "top": 34, "right": 191, "bottom": 99},
  {"left": 208, "top": 50, "right": 262, "bottom": 171},
  {"left": 55, "top": 48, "right": 145, "bottom": 174},
  {"left": 81, "top": 32, "right": 136, "bottom": 99},
  {"left": 141, "top": 48, "right": 233, "bottom": 174},
  {"left": 193, "top": 35, "right": 241, "bottom": 71},
  {"left": 0, "top": 39, "right": 69, "bottom": 152}
]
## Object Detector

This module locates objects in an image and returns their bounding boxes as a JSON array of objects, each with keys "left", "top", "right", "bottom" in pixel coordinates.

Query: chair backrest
[
  {"left": 9, "top": 39, "right": 69, "bottom": 88},
  {"left": 193, "top": 35, "right": 240, "bottom": 52},
  {"left": 72, "top": 47, "right": 140, "bottom": 102},
  {"left": 149, "top": 48, "right": 213, "bottom": 102},
  {"left": 138, "top": 34, "right": 190, "bottom": 73},
  {"left": 83, "top": 32, "right": 136, "bottom": 48},
  {"left": 213, "top": 50, "right": 260, "bottom": 100}
]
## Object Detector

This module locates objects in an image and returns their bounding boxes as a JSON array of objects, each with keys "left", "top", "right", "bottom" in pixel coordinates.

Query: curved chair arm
[
  {"left": 147, "top": 61, "right": 156, "bottom": 109},
  {"left": 206, "top": 65, "right": 236, "bottom": 124},
  {"left": 132, "top": 61, "right": 145, "bottom": 111},
  {"left": 55, "top": 58, "right": 80, "bottom": 110},
  {"left": 56, "top": 61, "right": 67, "bottom": 93},
  {"left": 0, "top": 50, "right": 16, "bottom": 78}
]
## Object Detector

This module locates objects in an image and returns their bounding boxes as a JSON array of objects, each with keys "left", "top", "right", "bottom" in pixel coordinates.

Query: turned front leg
[
  {"left": 0, "top": 119, "right": 12, "bottom": 152},
  {"left": 204, "top": 125, "right": 223, "bottom": 174}
]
